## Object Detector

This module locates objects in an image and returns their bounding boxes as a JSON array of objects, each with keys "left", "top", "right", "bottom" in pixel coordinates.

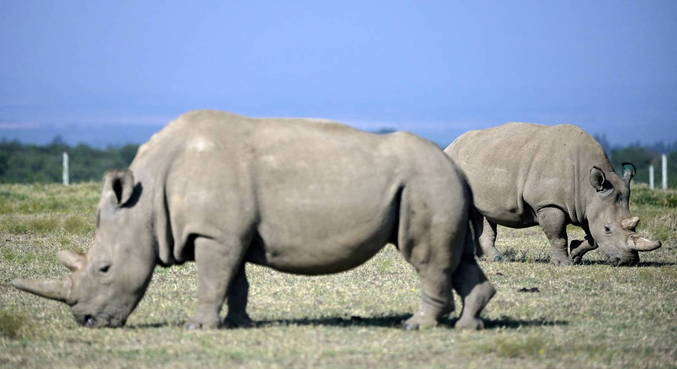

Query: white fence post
[
  {"left": 662, "top": 154, "right": 668, "bottom": 190},
  {"left": 62, "top": 152, "right": 69, "bottom": 186},
  {"left": 649, "top": 165, "right": 654, "bottom": 189}
]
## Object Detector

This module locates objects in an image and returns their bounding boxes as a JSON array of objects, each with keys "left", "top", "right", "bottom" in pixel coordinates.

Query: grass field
[{"left": 1, "top": 183, "right": 675, "bottom": 369}]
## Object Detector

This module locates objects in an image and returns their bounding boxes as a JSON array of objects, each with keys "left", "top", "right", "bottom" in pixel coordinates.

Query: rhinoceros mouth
[
  {"left": 605, "top": 252, "right": 639, "bottom": 267},
  {"left": 74, "top": 313, "right": 126, "bottom": 328}
]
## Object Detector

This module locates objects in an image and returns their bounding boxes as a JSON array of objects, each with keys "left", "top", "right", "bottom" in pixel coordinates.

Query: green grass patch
[
  {"left": 0, "top": 215, "right": 94, "bottom": 235},
  {"left": 475, "top": 336, "right": 547, "bottom": 358},
  {"left": 1, "top": 248, "right": 39, "bottom": 265},
  {"left": 631, "top": 185, "right": 677, "bottom": 207},
  {"left": 0, "top": 309, "right": 30, "bottom": 339},
  {"left": 63, "top": 215, "right": 94, "bottom": 234},
  {"left": 0, "top": 182, "right": 100, "bottom": 215}
]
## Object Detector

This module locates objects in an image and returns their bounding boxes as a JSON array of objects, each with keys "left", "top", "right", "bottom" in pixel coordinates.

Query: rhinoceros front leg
[
  {"left": 223, "top": 264, "right": 253, "bottom": 328},
  {"left": 537, "top": 207, "right": 571, "bottom": 266},
  {"left": 569, "top": 234, "right": 597, "bottom": 264},
  {"left": 185, "top": 237, "right": 247, "bottom": 329}
]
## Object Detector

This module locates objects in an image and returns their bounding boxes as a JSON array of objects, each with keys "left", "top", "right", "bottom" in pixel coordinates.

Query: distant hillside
[{"left": 0, "top": 123, "right": 162, "bottom": 148}]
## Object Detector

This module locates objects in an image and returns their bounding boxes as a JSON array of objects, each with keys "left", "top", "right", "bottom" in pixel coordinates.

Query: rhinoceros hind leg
[
  {"left": 537, "top": 207, "right": 572, "bottom": 266},
  {"left": 452, "top": 257, "right": 495, "bottom": 330},
  {"left": 402, "top": 265, "right": 455, "bottom": 330},
  {"left": 400, "top": 230, "right": 457, "bottom": 330},
  {"left": 473, "top": 214, "right": 502, "bottom": 261},
  {"left": 185, "top": 236, "right": 248, "bottom": 330},
  {"left": 224, "top": 264, "right": 254, "bottom": 328}
]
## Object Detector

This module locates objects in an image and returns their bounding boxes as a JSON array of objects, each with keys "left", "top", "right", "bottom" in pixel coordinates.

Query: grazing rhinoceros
[
  {"left": 444, "top": 122, "right": 661, "bottom": 266},
  {"left": 12, "top": 110, "right": 495, "bottom": 330}
]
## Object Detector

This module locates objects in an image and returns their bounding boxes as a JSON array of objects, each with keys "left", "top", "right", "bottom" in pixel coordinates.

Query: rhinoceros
[
  {"left": 444, "top": 122, "right": 661, "bottom": 266},
  {"left": 12, "top": 110, "right": 495, "bottom": 330}
]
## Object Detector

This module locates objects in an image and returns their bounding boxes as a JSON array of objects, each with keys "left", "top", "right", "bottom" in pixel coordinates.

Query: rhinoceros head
[
  {"left": 12, "top": 169, "right": 156, "bottom": 327},
  {"left": 585, "top": 163, "right": 661, "bottom": 265}
]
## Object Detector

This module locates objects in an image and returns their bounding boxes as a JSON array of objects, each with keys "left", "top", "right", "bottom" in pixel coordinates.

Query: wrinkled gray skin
[
  {"left": 444, "top": 122, "right": 661, "bottom": 266},
  {"left": 12, "top": 110, "right": 495, "bottom": 330}
]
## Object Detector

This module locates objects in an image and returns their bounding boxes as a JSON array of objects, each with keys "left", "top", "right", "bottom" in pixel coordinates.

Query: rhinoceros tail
[{"left": 462, "top": 220, "right": 477, "bottom": 260}]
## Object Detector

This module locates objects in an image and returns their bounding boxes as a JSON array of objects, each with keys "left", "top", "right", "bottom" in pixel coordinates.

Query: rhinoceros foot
[
  {"left": 402, "top": 312, "right": 439, "bottom": 330},
  {"left": 477, "top": 247, "right": 503, "bottom": 262},
  {"left": 550, "top": 252, "right": 573, "bottom": 266},
  {"left": 491, "top": 253, "right": 505, "bottom": 262},
  {"left": 454, "top": 316, "right": 484, "bottom": 330},
  {"left": 184, "top": 313, "right": 221, "bottom": 330},
  {"left": 223, "top": 313, "right": 254, "bottom": 328}
]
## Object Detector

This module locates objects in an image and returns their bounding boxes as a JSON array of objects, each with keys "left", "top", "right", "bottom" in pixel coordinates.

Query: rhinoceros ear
[
  {"left": 621, "top": 162, "right": 636, "bottom": 183},
  {"left": 589, "top": 167, "right": 607, "bottom": 192},
  {"left": 58, "top": 250, "right": 86, "bottom": 271},
  {"left": 103, "top": 169, "right": 135, "bottom": 207}
]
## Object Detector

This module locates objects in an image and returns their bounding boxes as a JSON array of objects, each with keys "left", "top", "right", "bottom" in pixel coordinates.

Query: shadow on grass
[
  {"left": 256, "top": 314, "right": 410, "bottom": 328},
  {"left": 637, "top": 261, "right": 677, "bottom": 267},
  {"left": 575, "top": 259, "right": 676, "bottom": 267},
  {"left": 486, "top": 252, "right": 674, "bottom": 267},
  {"left": 127, "top": 315, "right": 567, "bottom": 330},
  {"left": 479, "top": 316, "right": 568, "bottom": 329},
  {"left": 498, "top": 257, "right": 552, "bottom": 264},
  {"left": 247, "top": 315, "right": 567, "bottom": 330}
]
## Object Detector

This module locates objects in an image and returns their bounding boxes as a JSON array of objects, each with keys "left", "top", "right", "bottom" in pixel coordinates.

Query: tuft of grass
[
  {"left": 0, "top": 309, "right": 29, "bottom": 339},
  {"left": 1, "top": 248, "right": 39, "bottom": 265},
  {"left": 475, "top": 336, "right": 547, "bottom": 358},
  {"left": 0, "top": 217, "right": 30, "bottom": 234},
  {"left": 27, "top": 217, "right": 61, "bottom": 233},
  {"left": 63, "top": 215, "right": 94, "bottom": 234}
]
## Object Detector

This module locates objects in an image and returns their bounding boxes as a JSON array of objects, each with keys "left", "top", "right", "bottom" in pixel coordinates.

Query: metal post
[
  {"left": 662, "top": 154, "right": 668, "bottom": 190},
  {"left": 649, "top": 165, "right": 654, "bottom": 190},
  {"left": 62, "top": 152, "right": 69, "bottom": 186}
]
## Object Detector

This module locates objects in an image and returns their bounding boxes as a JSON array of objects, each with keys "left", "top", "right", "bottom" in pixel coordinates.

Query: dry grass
[{"left": 0, "top": 183, "right": 675, "bottom": 368}]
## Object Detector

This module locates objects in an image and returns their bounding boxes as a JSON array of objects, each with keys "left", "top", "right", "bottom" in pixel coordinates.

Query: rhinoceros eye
[
  {"left": 604, "top": 225, "right": 611, "bottom": 234},
  {"left": 99, "top": 264, "right": 111, "bottom": 274}
]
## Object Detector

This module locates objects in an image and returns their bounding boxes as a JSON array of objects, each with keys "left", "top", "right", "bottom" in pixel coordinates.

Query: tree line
[
  {"left": 0, "top": 135, "right": 675, "bottom": 187},
  {"left": 0, "top": 137, "right": 138, "bottom": 184}
]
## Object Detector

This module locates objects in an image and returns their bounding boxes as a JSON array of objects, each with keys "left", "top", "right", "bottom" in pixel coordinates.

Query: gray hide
[
  {"left": 445, "top": 122, "right": 661, "bottom": 266},
  {"left": 12, "top": 110, "right": 495, "bottom": 330}
]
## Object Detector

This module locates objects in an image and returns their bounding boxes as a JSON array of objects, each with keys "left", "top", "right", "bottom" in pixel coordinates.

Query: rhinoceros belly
[
  {"left": 245, "top": 195, "right": 399, "bottom": 275},
  {"left": 245, "top": 150, "right": 402, "bottom": 274}
]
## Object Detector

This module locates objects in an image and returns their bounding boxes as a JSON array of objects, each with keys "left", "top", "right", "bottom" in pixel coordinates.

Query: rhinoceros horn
[
  {"left": 57, "top": 250, "right": 86, "bottom": 271},
  {"left": 11, "top": 278, "right": 71, "bottom": 303},
  {"left": 627, "top": 234, "right": 662, "bottom": 252},
  {"left": 621, "top": 216, "right": 640, "bottom": 231}
]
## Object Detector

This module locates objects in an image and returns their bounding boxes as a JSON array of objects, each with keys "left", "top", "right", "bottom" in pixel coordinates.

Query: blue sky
[{"left": 1, "top": 0, "right": 676, "bottom": 147}]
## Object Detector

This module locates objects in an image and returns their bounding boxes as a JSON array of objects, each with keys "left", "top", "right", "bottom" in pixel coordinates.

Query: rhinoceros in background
[
  {"left": 444, "top": 122, "right": 661, "bottom": 266},
  {"left": 12, "top": 110, "right": 495, "bottom": 330}
]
